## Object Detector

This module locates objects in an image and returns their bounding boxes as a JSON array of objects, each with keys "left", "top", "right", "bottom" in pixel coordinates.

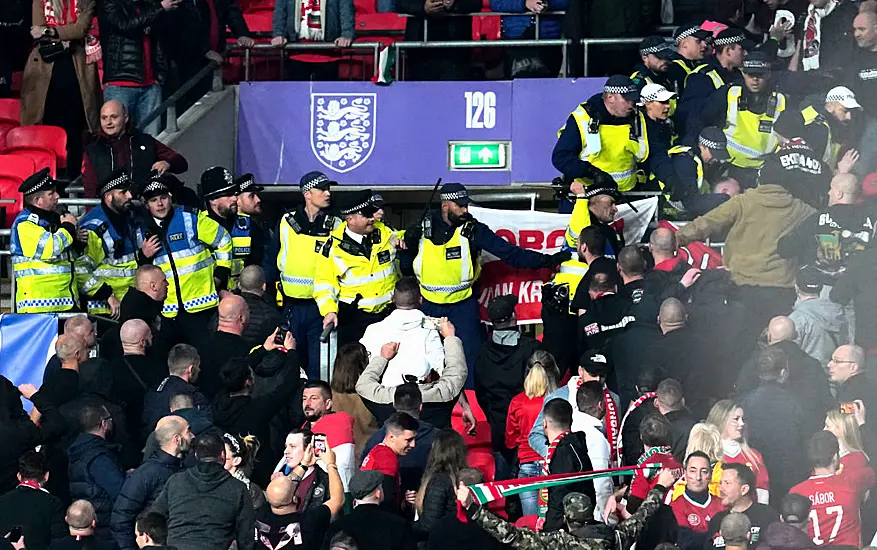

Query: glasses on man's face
[{"left": 829, "top": 357, "right": 856, "bottom": 364}]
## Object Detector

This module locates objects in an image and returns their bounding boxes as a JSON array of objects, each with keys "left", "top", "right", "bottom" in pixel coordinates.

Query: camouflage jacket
[{"left": 470, "top": 485, "right": 670, "bottom": 550}]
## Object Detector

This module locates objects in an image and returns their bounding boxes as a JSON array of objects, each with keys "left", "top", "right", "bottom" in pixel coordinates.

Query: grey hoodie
[{"left": 789, "top": 296, "right": 849, "bottom": 366}]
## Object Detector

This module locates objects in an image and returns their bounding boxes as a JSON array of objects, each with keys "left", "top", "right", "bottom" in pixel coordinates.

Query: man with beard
[
  {"left": 200, "top": 166, "right": 242, "bottom": 290},
  {"left": 775, "top": 87, "right": 862, "bottom": 173},
  {"left": 299, "top": 381, "right": 356, "bottom": 491},
  {"left": 632, "top": 37, "right": 678, "bottom": 92},
  {"left": 705, "top": 464, "right": 780, "bottom": 549},
  {"left": 138, "top": 173, "right": 232, "bottom": 346},
  {"left": 11, "top": 168, "right": 85, "bottom": 314},
  {"left": 82, "top": 100, "right": 188, "bottom": 198},
  {"left": 232, "top": 173, "right": 268, "bottom": 288},
  {"left": 670, "top": 451, "right": 726, "bottom": 550},
  {"left": 77, "top": 168, "right": 155, "bottom": 318}
]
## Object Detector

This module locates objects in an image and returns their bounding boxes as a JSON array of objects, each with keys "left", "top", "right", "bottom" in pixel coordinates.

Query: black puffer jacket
[
  {"left": 98, "top": 0, "right": 169, "bottom": 84},
  {"left": 414, "top": 473, "right": 457, "bottom": 542}
]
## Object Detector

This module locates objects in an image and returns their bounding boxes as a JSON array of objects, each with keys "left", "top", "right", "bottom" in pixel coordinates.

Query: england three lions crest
[{"left": 310, "top": 93, "right": 376, "bottom": 173}]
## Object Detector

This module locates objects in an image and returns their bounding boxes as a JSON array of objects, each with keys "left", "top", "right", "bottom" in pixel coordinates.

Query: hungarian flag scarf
[
  {"left": 616, "top": 391, "right": 658, "bottom": 466},
  {"left": 537, "top": 430, "right": 569, "bottom": 520},
  {"left": 572, "top": 377, "right": 620, "bottom": 464},
  {"left": 470, "top": 464, "right": 661, "bottom": 507}
]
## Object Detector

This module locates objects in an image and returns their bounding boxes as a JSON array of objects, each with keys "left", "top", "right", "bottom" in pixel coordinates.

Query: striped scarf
[
  {"left": 537, "top": 430, "right": 569, "bottom": 522},
  {"left": 616, "top": 392, "right": 657, "bottom": 466},
  {"left": 468, "top": 465, "right": 660, "bottom": 506},
  {"left": 574, "top": 377, "right": 620, "bottom": 464}
]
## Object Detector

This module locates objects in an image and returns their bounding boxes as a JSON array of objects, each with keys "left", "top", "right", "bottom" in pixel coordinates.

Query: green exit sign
[{"left": 449, "top": 141, "right": 510, "bottom": 170}]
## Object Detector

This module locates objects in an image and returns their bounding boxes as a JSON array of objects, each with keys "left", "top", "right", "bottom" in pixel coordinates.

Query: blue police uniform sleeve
[
  {"left": 473, "top": 221, "right": 546, "bottom": 270},
  {"left": 682, "top": 89, "right": 728, "bottom": 147},
  {"left": 263, "top": 218, "right": 282, "bottom": 288},
  {"left": 551, "top": 114, "right": 597, "bottom": 180}
]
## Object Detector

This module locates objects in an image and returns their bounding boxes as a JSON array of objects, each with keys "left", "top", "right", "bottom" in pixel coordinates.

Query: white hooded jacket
[{"left": 359, "top": 308, "right": 445, "bottom": 386}]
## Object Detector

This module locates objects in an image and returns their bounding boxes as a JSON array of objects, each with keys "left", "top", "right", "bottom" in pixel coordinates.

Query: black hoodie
[
  {"left": 474, "top": 334, "right": 541, "bottom": 455},
  {"left": 545, "top": 431, "right": 596, "bottom": 532},
  {"left": 150, "top": 461, "right": 254, "bottom": 550},
  {"left": 577, "top": 292, "right": 636, "bottom": 356}
]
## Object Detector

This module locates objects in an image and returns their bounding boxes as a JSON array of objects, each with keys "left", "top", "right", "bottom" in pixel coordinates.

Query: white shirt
[
  {"left": 360, "top": 308, "right": 445, "bottom": 385},
  {"left": 572, "top": 412, "right": 613, "bottom": 521}
]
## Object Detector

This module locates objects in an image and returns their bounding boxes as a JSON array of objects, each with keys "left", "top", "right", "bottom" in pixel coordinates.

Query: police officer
[
  {"left": 11, "top": 168, "right": 84, "bottom": 313},
  {"left": 234, "top": 173, "right": 268, "bottom": 273},
  {"left": 678, "top": 28, "right": 751, "bottom": 127},
  {"left": 640, "top": 83, "right": 677, "bottom": 160},
  {"left": 666, "top": 24, "right": 711, "bottom": 93},
  {"left": 268, "top": 171, "right": 340, "bottom": 379},
  {"left": 650, "top": 126, "right": 733, "bottom": 217},
  {"left": 139, "top": 174, "right": 233, "bottom": 346},
  {"left": 76, "top": 168, "right": 149, "bottom": 318},
  {"left": 315, "top": 190, "right": 402, "bottom": 347},
  {"left": 775, "top": 86, "right": 862, "bottom": 170},
  {"left": 200, "top": 166, "right": 243, "bottom": 289},
  {"left": 403, "top": 182, "right": 567, "bottom": 383},
  {"left": 552, "top": 75, "right": 648, "bottom": 193},
  {"left": 631, "top": 37, "right": 677, "bottom": 92},
  {"left": 685, "top": 52, "right": 787, "bottom": 188}
]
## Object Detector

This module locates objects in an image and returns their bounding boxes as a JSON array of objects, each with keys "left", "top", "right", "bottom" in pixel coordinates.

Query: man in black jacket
[
  {"left": 98, "top": 0, "right": 177, "bottom": 135},
  {"left": 67, "top": 404, "right": 126, "bottom": 541},
  {"left": 237, "top": 266, "right": 281, "bottom": 348},
  {"left": 111, "top": 416, "right": 192, "bottom": 550},
  {"left": 113, "top": 319, "right": 167, "bottom": 446},
  {"left": 0, "top": 451, "right": 66, "bottom": 550},
  {"left": 577, "top": 271, "right": 636, "bottom": 356},
  {"left": 542, "top": 399, "right": 595, "bottom": 532},
  {"left": 142, "top": 344, "right": 210, "bottom": 438},
  {"left": 653, "top": 379, "right": 696, "bottom": 462},
  {"left": 149, "top": 432, "right": 254, "bottom": 550},
  {"left": 829, "top": 344, "right": 877, "bottom": 451},
  {"left": 475, "top": 294, "right": 541, "bottom": 481},
  {"left": 101, "top": 265, "right": 170, "bottom": 363}
]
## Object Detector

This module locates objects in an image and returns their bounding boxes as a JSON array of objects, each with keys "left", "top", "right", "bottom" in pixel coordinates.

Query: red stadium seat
[
  {"left": 243, "top": 9, "right": 273, "bottom": 33},
  {"left": 0, "top": 118, "right": 19, "bottom": 150},
  {"left": 0, "top": 99, "right": 20, "bottom": 123},
  {"left": 5, "top": 125, "right": 67, "bottom": 169},
  {"left": 0, "top": 154, "right": 35, "bottom": 227},
  {"left": 2, "top": 147, "right": 57, "bottom": 178}
]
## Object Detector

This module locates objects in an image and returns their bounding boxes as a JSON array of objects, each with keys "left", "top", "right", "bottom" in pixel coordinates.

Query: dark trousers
[
  {"left": 43, "top": 54, "right": 85, "bottom": 179},
  {"left": 285, "top": 59, "right": 339, "bottom": 81},
  {"left": 421, "top": 295, "right": 485, "bottom": 389},
  {"left": 283, "top": 298, "right": 323, "bottom": 380},
  {"left": 337, "top": 305, "right": 389, "bottom": 350},
  {"left": 173, "top": 57, "right": 213, "bottom": 116},
  {"left": 160, "top": 307, "right": 215, "bottom": 349}
]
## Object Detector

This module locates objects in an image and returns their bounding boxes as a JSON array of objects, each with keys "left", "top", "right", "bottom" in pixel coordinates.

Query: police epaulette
[
  {"left": 460, "top": 220, "right": 476, "bottom": 239},
  {"left": 284, "top": 212, "right": 303, "bottom": 234}
]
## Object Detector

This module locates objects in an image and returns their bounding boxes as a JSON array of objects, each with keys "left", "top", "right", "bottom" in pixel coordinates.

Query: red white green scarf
[
  {"left": 575, "top": 378, "right": 620, "bottom": 464},
  {"left": 537, "top": 430, "right": 569, "bottom": 522},
  {"left": 617, "top": 391, "right": 657, "bottom": 466},
  {"left": 637, "top": 445, "right": 673, "bottom": 479}
]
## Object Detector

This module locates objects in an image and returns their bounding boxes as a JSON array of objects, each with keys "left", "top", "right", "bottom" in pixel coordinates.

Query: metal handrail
[
  {"left": 580, "top": 37, "right": 648, "bottom": 76},
  {"left": 138, "top": 61, "right": 223, "bottom": 134}
]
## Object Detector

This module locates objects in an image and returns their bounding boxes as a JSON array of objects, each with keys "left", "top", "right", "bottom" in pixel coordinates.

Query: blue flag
[{"left": 0, "top": 314, "right": 58, "bottom": 409}]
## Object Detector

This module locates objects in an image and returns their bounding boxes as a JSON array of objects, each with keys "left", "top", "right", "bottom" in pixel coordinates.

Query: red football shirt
[
  {"left": 361, "top": 443, "right": 401, "bottom": 506},
  {"left": 790, "top": 473, "right": 862, "bottom": 547},
  {"left": 630, "top": 448, "right": 683, "bottom": 500},
  {"left": 839, "top": 451, "right": 876, "bottom": 494},
  {"left": 670, "top": 491, "right": 726, "bottom": 533}
]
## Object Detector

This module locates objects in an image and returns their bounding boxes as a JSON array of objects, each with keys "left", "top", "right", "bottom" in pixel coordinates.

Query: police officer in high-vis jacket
[
  {"left": 234, "top": 173, "right": 268, "bottom": 276},
  {"left": 403, "top": 183, "right": 567, "bottom": 385},
  {"left": 552, "top": 75, "right": 649, "bottom": 193},
  {"left": 139, "top": 174, "right": 233, "bottom": 346},
  {"left": 314, "top": 190, "right": 403, "bottom": 348},
  {"left": 266, "top": 171, "right": 341, "bottom": 379},
  {"left": 200, "top": 166, "right": 243, "bottom": 289},
  {"left": 11, "top": 168, "right": 84, "bottom": 313},
  {"left": 76, "top": 168, "right": 147, "bottom": 318},
  {"left": 685, "top": 52, "right": 787, "bottom": 188}
]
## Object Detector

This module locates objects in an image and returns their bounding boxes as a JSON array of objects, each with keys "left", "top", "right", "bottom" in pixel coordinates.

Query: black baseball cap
[
  {"left": 796, "top": 265, "right": 823, "bottom": 295},
  {"left": 674, "top": 24, "right": 710, "bottom": 43},
  {"left": 603, "top": 75, "right": 640, "bottom": 102},
  {"left": 300, "top": 171, "right": 335, "bottom": 192},
  {"left": 742, "top": 51, "right": 772, "bottom": 75},
  {"left": 713, "top": 28, "right": 755, "bottom": 51},
  {"left": 639, "top": 36, "right": 675, "bottom": 59},
  {"left": 439, "top": 183, "right": 473, "bottom": 206},
  {"left": 487, "top": 294, "right": 518, "bottom": 324}
]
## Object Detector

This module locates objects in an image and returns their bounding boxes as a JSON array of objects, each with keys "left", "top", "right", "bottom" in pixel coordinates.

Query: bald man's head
[
  {"left": 154, "top": 415, "right": 188, "bottom": 446},
  {"left": 100, "top": 100, "right": 128, "bottom": 137},
  {"left": 66, "top": 500, "right": 96, "bottom": 530},
  {"left": 649, "top": 228, "right": 677, "bottom": 257},
  {"left": 828, "top": 173, "right": 859, "bottom": 205},
  {"left": 217, "top": 294, "right": 250, "bottom": 333},
  {"left": 135, "top": 265, "right": 169, "bottom": 303},
  {"left": 120, "top": 319, "right": 151, "bottom": 348},
  {"left": 56, "top": 334, "right": 87, "bottom": 366},
  {"left": 768, "top": 316, "right": 797, "bottom": 344},
  {"left": 239, "top": 265, "right": 266, "bottom": 295},
  {"left": 266, "top": 475, "right": 296, "bottom": 509},
  {"left": 618, "top": 246, "right": 646, "bottom": 279},
  {"left": 64, "top": 315, "right": 96, "bottom": 348},
  {"left": 658, "top": 298, "right": 686, "bottom": 333}
]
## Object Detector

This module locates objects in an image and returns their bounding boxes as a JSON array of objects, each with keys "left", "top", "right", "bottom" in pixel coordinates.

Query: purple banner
[{"left": 237, "top": 78, "right": 606, "bottom": 186}]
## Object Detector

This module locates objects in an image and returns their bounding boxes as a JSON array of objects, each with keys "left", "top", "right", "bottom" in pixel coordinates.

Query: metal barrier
[
  {"left": 229, "top": 42, "right": 384, "bottom": 81},
  {"left": 139, "top": 61, "right": 223, "bottom": 134}
]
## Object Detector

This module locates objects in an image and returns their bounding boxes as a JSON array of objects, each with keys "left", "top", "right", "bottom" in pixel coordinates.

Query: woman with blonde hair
[
  {"left": 670, "top": 422, "right": 724, "bottom": 500},
  {"left": 707, "top": 400, "right": 770, "bottom": 504},
  {"left": 222, "top": 433, "right": 265, "bottom": 509},
  {"left": 21, "top": 0, "right": 102, "bottom": 178},
  {"left": 825, "top": 409, "right": 876, "bottom": 488},
  {"left": 506, "top": 350, "right": 560, "bottom": 516}
]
